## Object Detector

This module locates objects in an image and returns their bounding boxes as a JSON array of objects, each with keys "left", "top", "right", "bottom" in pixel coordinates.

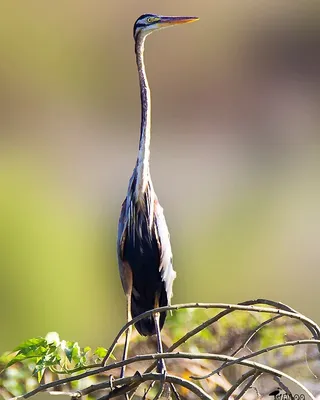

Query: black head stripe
[
  {"left": 136, "top": 13, "right": 157, "bottom": 23},
  {"left": 133, "top": 13, "right": 158, "bottom": 37}
]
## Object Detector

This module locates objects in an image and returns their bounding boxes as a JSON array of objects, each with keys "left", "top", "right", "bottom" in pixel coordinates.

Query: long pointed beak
[{"left": 159, "top": 16, "right": 199, "bottom": 26}]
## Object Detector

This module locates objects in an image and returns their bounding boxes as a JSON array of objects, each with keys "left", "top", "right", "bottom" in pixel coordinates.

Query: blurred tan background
[{"left": 0, "top": 0, "right": 319, "bottom": 354}]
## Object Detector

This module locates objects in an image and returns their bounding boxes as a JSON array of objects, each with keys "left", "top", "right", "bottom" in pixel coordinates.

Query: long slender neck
[{"left": 135, "top": 34, "right": 151, "bottom": 198}]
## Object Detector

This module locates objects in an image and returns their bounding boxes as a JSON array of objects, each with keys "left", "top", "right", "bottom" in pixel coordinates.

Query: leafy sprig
[{"left": 1, "top": 332, "right": 114, "bottom": 383}]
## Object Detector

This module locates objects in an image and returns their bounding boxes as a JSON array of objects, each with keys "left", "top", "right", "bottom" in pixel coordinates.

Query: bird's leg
[
  {"left": 153, "top": 312, "right": 166, "bottom": 375},
  {"left": 152, "top": 311, "right": 166, "bottom": 400},
  {"left": 120, "top": 294, "right": 132, "bottom": 379}
]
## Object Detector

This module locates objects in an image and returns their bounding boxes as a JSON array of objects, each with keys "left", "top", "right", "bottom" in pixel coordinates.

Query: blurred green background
[{"left": 0, "top": 1, "right": 319, "bottom": 354}]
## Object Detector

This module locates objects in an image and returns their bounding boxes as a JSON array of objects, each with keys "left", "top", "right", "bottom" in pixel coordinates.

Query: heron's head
[{"left": 133, "top": 13, "right": 199, "bottom": 39}]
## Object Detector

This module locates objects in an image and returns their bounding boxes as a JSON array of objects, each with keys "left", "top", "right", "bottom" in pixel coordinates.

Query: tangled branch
[{"left": 4, "top": 299, "right": 320, "bottom": 400}]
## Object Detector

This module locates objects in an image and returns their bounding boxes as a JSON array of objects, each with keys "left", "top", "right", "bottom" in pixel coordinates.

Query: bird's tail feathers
[{"left": 131, "top": 291, "right": 167, "bottom": 336}]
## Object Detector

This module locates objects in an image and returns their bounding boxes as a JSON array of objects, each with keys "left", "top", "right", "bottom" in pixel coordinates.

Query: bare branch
[
  {"left": 142, "top": 381, "right": 155, "bottom": 400},
  {"left": 194, "top": 315, "right": 283, "bottom": 379},
  {"left": 221, "top": 370, "right": 257, "bottom": 400},
  {"left": 234, "top": 371, "right": 262, "bottom": 400},
  {"left": 234, "top": 315, "right": 283, "bottom": 354},
  {"left": 125, "top": 300, "right": 320, "bottom": 379},
  {"left": 170, "top": 382, "right": 182, "bottom": 400},
  {"left": 7, "top": 300, "right": 320, "bottom": 400},
  {"left": 274, "top": 376, "right": 293, "bottom": 398},
  {"left": 101, "top": 301, "right": 320, "bottom": 367},
  {"left": 15, "top": 351, "right": 316, "bottom": 400},
  {"left": 191, "top": 339, "right": 320, "bottom": 380},
  {"left": 97, "top": 372, "right": 214, "bottom": 400}
]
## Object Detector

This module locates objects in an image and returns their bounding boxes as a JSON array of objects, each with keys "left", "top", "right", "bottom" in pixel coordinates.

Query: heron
[{"left": 117, "top": 13, "right": 198, "bottom": 377}]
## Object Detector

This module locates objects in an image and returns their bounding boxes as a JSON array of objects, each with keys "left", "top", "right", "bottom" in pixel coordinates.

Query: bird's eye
[{"left": 147, "top": 17, "right": 154, "bottom": 23}]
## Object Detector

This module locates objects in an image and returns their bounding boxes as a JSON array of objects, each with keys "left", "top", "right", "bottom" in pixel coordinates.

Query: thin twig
[
  {"left": 243, "top": 299, "right": 320, "bottom": 348},
  {"left": 191, "top": 339, "right": 320, "bottom": 380},
  {"left": 221, "top": 370, "right": 257, "bottom": 400},
  {"left": 128, "top": 382, "right": 141, "bottom": 400},
  {"left": 97, "top": 372, "right": 213, "bottom": 400},
  {"left": 304, "top": 350, "right": 318, "bottom": 379},
  {"left": 142, "top": 381, "right": 155, "bottom": 399},
  {"left": 170, "top": 382, "right": 182, "bottom": 400},
  {"left": 152, "top": 379, "right": 165, "bottom": 400},
  {"left": 234, "top": 371, "right": 262, "bottom": 400},
  {"left": 238, "top": 315, "right": 282, "bottom": 350},
  {"left": 196, "top": 315, "right": 283, "bottom": 379},
  {"left": 152, "top": 389, "right": 164, "bottom": 400},
  {"left": 274, "top": 376, "right": 293, "bottom": 398}
]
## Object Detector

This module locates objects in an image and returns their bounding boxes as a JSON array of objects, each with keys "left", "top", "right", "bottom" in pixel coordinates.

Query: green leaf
[
  {"left": 94, "top": 347, "right": 107, "bottom": 358},
  {"left": 1, "top": 333, "right": 112, "bottom": 378},
  {"left": 94, "top": 347, "right": 116, "bottom": 361},
  {"left": 2, "top": 337, "right": 53, "bottom": 369},
  {"left": 83, "top": 346, "right": 91, "bottom": 354},
  {"left": 14, "top": 337, "right": 48, "bottom": 354},
  {"left": 71, "top": 342, "right": 81, "bottom": 365}
]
